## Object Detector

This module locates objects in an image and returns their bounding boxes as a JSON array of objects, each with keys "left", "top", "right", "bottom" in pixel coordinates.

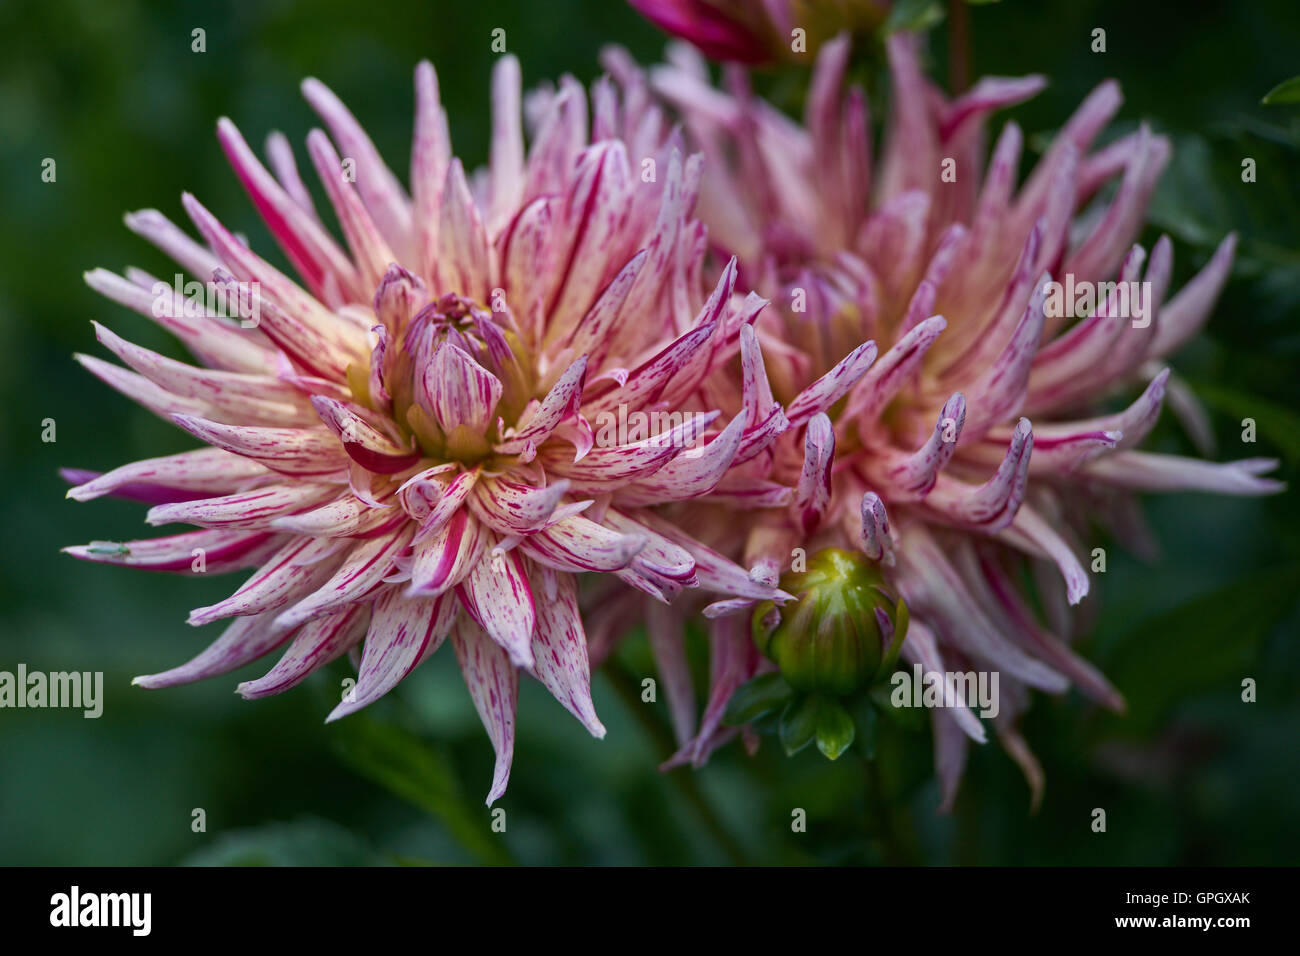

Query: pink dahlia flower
[
  {"left": 64, "top": 56, "right": 787, "bottom": 803},
  {"left": 629, "top": 0, "right": 890, "bottom": 64},
  {"left": 603, "top": 36, "right": 1283, "bottom": 807}
]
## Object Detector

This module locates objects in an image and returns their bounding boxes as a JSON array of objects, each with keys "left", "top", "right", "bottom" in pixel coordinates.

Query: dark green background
[{"left": 1, "top": 0, "right": 1296, "bottom": 865}]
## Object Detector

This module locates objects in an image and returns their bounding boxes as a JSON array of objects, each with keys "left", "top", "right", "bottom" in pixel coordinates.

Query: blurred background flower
[
  {"left": 614, "top": 30, "right": 1280, "bottom": 814},
  {"left": 2, "top": 0, "right": 1298, "bottom": 865},
  {"left": 629, "top": 0, "right": 891, "bottom": 64}
]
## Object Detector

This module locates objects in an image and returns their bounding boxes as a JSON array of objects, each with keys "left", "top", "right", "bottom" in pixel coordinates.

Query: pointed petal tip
[
  {"left": 323, "top": 699, "right": 359, "bottom": 723},
  {"left": 508, "top": 648, "right": 535, "bottom": 670},
  {"left": 1067, "top": 576, "right": 1090, "bottom": 606}
]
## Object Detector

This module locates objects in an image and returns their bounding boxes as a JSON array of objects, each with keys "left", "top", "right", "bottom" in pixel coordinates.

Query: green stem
[
  {"left": 861, "top": 752, "right": 908, "bottom": 865},
  {"left": 603, "top": 661, "right": 752, "bottom": 866}
]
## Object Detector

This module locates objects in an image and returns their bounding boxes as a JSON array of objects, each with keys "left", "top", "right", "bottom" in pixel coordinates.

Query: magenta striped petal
[
  {"left": 311, "top": 396, "right": 420, "bottom": 474},
  {"left": 886, "top": 393, "right": 966, "bottom": 497},
  {"left": 147, "top": 483, "right": 336, "bottom": 531},
  {"left": 436, "top": 159, "right": 493, "bottom": 302},
  {"left": 519, "top": 514, "right": 645, "bottom": 573},
  {"left": 898, "top": 527, "right": 1070, "bottom": 692},
  {"left": 83, "top": 267, "right": 276, "bottom": 375},
  {"left": 998, "top": 505, "right": 1091, "bottom": 606},
  {"left": 495, "top": 356, "right": 587, "bottom": 454},
  {"left": 584, "top": 258, "right": 734, "bottom": 414},
  {"left": 133, "top": 611, "right": 294, "bottom": 690},
  {"left": 451, "top": 618, "right": 518, "bottom": 806},
  {"left": 457, "top": 548, "right": 536, "bottom": 667},
  {"left": 794, "top": 413, "right": 835, "bottom": 535},
  {"left": 924, "top": 418, "right": 1032, "bottom": 531},
  {"left": 237, "top": 603, "right": 371, "bottom": 700},
  {"left": 65, "top": 448, "right": 270, "bottom": 503},
  {"left": 274, "top": 527, "right": 414, "bottom": 631},
  {"left": 1082, "top": 450, "right": 1283, "bottom": 496},
  {"left": 469, "top": 477, "right": 572, "bottom": 535},
  {"left": 328, "top": 589, "right": 456, "bottom": 720},
  {"left": 187, "top": 535, "right": 348, "bottom": 627},
  {"left": 411, "top": 60, "right": 451, "bottom": 278},
  {"left": 417, "top": 343, "right": 502, "bottom": 437},
  {"left": 637, "top": 511, "right": 789, "bottom": 602},
  {"left": 645, "top": 597, "right": 697, "bottom": 744},
  {"left": 859, "top": 492, "right": 897, "bottom": 565},
  {"left": 529, "top": 570, "right": 604, "bottom": 737},
  {"left": 899, "top": 621, "right": 988, "bottom": 744},
  {"left": 270, "top": 494, "right": 400, "bottom": 538},
  {"left": 1151, "top": 232, "right": 1238, "bottom": 358},
  {"left": 123, "top": 208, "right": 222, "bottom": 283},
  {"left": 616, "top": 410, "right": 745, "bottom": 505},
  {"left": 181, "top": 195, "right": 364, "bottom": 364},
  {"left": 964, "top": 284, "right": 1046, "bottom": 435},
  {"left": 60, "top": 468, "right": 213, "bottom": 507},
  {"left": 64, "top": 528, "right": 281, "bottom": 575},
  {"left": 217, "top": 117, "right": 364, "bottom": 303},
  {"left": 679, "top": 614, "right": 759, "bottom": 768},
  {"left": 603, "top": 508, "right": 697, "bottom": 601},
  {"left": 975, "top": 550, "right": 1123, "bottom": 712},
  {"left": 92, "top": 322, "right": 317, "bottom": 427},
  {"left": 265, "top": 131, "right": 321, "bottom": 222},
  {"left": 844, "top": 315, "right": 947, "bottom": 424},
  {"left": 308, "top": 134, "right": 400, "bottom": 292},
  {"left": 786, "top": 340, "right": 878, "bottom": 428},
  {"left": 560, "top": 251, "right": 645, "bottom": 366},
  {"left": 301, "top": 76, "right": 414, "bottom": 264},
  {"left": 408, "top": 509, "right": 486, "bottom": 597},
  {"left": 171, "top": 414, "right": 351, "bottom": 478},
  {"left": 487, "top": 55, "right": 525, "bottom": 234},
  {"left": 74, "top": 354, "right": 208, "bottom": 421},
  {"left": 403, "top": 467, "right": 477, "bottom": 533}
]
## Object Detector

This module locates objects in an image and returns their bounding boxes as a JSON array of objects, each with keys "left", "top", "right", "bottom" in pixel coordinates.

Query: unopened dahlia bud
[{"left": 753, "top": 548, "right": 907, "bottom": 696}]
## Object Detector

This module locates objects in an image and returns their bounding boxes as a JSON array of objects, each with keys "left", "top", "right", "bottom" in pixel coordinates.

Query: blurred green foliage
[{"left": 1, "top": 0, "right": 1297, "bottom": 865}]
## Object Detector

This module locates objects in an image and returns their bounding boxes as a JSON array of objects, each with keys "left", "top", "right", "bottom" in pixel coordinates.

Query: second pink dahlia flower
[
  {"left": 601, "top": 35, "right": 1283, "bottom": 807},
  {"left": 64, "top": 56, "right": 786, "bottom": 802}
]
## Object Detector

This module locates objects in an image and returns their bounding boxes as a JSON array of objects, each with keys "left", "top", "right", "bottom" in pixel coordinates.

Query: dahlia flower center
[{"left": 351, "top": 291, "right": 534, "bottom": 469}]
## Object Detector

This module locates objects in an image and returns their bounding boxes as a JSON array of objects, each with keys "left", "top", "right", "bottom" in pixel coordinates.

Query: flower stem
[
  {"left": 861, "top": 751, "right": 909, "bottom": 864},
  {"left": 603, "top": 661, "right": 752, "bottom": 866},
  {"left": 948, "top": 0, "right": 972, "bottom": 93}
]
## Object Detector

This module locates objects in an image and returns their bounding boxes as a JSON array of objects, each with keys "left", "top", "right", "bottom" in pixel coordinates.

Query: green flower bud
[{"left": 752, "top": 548, "right": 908, "bottom": 697}]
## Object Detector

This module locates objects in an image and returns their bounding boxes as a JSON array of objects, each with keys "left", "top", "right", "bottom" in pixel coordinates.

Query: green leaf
[
  {"left": 814, "top": 699, "right": 856, "bottom": 760},
  {"left": 885, "top": 0, "right": 945, "bottom": 35},
  {"left": 1187, "top": 381, "right": 1300, "bottom": 467},
  {"left": 1100, "top": 564, "right": 1300, "bottom": 735},
  {"left": 329, "top": 713, "right": 513, "bottom": 865},
  {"left": 722, "top": 672, "right": 793, "bottom": 726},
  {"left": 779, "top": 694, "right": 821, "bottom": 756},
  {"left": 1262, "top": 76, "right": 1300, "bottom": 105},
  {"left": 182, "top": 818, "right": 392, "bottom": 866}
]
